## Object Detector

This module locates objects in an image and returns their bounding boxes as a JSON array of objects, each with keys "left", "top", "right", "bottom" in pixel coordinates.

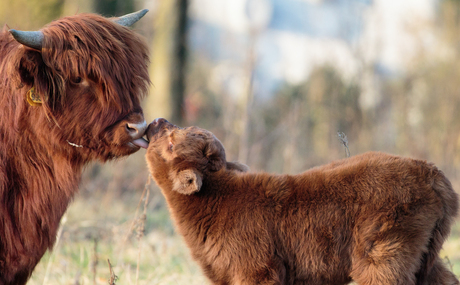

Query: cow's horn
[
  {"left": 9, "top": 30, "right": 43, "bottom": 50},
  {"left": 114, "top": 9, "right": 149, "bottom": 27},
  {"left": 8, "top": 9, "right": 148, "bottom": 49}
]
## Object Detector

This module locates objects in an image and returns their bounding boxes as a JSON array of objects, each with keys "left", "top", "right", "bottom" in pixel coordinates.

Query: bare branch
[{"left": 337, "top": 132, "right": 350, "bottom": 158}]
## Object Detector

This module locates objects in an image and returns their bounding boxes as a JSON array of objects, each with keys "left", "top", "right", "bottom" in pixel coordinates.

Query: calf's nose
[
  {"left": 152, "top": 117, "right": 168, "bottom": 126},
  {"left": 126, "top": 120, "right": 147, "bottom": 139}
]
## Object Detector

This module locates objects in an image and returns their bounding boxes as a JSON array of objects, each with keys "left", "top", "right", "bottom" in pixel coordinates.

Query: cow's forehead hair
[{"left": 40, "top": 13, "right": 150, "bottom": 111}]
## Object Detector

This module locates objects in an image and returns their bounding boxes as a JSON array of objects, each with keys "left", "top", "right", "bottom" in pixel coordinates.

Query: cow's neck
[
  {"left": 0, "top": 126, "right": 86, "bottom": 282},
  {"left": 5, "top": 133, "right": 84, "bottom": 252}
]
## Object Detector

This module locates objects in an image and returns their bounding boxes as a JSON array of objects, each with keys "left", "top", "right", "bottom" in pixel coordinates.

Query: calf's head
[
  {"left": 146, "top": 118, "right": 247, "bottom": 195},
  {"left": 6, "top": 10, "right": 150, "bottom": 161}
]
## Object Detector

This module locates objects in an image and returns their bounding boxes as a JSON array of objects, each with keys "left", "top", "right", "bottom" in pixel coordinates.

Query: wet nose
[{"left": 126, "top": 120, "right": 147, "bottom": 139}]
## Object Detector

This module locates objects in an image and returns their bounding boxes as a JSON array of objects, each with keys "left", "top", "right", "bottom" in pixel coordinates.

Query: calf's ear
[
  {"left": 204, "top": 137, "right": 226, "bottom": 172},
  {"left": 172, "top": 169, "right": 203, "bottom": 195},
  {"left": 226, "top": 161, "right": 249, "bottom": 172}
]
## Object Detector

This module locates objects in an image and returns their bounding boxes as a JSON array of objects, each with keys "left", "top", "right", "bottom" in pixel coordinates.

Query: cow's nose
[{"left": 126, "top": 120, "right": 147, "bottom": 139}]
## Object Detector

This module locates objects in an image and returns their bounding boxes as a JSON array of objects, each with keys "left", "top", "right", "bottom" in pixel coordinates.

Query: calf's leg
[{"left": 350, "top": 212, "right": 438, "bottom": 285}]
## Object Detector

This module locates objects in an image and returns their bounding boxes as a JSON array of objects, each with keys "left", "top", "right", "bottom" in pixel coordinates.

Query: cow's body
[{"left": 0, "top": 11, "right": 149, "bottom": 284}]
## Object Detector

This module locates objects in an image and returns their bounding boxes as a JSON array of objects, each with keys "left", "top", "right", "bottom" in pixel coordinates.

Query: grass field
[
  {"left": 28, "top": 153, "right": 460, "bottom": 285},
  {"left": 28, "top": 180, "right": 208, "bottom": 284}
]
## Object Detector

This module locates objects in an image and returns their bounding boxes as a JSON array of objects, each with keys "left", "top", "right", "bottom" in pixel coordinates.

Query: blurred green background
[{"left": 2, "top": 0, "right": 460, "bottom": 283}]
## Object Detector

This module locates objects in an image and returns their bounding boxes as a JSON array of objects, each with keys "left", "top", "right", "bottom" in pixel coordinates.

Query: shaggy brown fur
[
  {"left": 0, "top": 13, "right": 149, "bottom": 284},
  {"left": 146, "top": 118, "right": 459, "bottom": 285}
]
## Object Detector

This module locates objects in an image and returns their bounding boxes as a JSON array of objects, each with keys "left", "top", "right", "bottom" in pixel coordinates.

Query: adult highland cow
[
  {"left": 0, "top": 10, "right": 150, "bottom": 284},
  {"left": 146, "top": 118, "right": 459, "bottom": 285}
]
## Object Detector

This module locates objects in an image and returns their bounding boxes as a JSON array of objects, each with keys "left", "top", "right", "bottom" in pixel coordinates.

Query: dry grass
[{"left": 28, "top": 184, "right": 208, "bottom": 285}]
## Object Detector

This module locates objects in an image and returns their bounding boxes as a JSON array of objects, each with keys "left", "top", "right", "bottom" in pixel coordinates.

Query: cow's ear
[
  {"left": 172, "top": 168, "right": 203, "bottom": 195},
  {"left": 17, "top": 49, "right": 43, "bottom": 87},
  {"left": 17, "top": 49, "right": 58, "bottom": 107}
]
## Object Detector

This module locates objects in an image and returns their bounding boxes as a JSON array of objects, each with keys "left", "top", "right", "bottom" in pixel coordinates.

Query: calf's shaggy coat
[{"left": 146, "top": 118, "right": 459, "bottom": 285}]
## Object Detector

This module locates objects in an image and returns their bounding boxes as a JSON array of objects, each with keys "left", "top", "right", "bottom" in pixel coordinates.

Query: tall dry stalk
[
  {"left": 135, "top": 177, "right": 151, "bottom": 285},
  {"left": 110, "top": 175, "right": 152, "bottom": 284},
  {"left": 91, "top": 238, "right": 98, "bottom": 285},
  {"left": 107, "top": 259, "right": 118, "bottom": 285}
]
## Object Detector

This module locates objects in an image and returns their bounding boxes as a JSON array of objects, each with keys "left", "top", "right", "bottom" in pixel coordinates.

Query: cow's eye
[{"left": 72, "top": 77, "right": 82, "bottom": 84}]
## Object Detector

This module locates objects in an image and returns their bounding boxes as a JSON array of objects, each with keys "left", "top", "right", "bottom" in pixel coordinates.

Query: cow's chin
[
  {"left": 92, "top": 142, "right": 142, "bottom": 161},
  {"left": 114, "top": 142, "right": 143, "bottom": 157},
  {"left": 82, "top": 133, "right": 149, "bottom": 161},
  {"left": 99, "top": 135, "right": 149, "bottom": 159}
]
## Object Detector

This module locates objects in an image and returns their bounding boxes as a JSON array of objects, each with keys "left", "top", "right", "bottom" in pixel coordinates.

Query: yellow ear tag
[{"left": 26, "top": 87, "right": 42, "bottom": 106}]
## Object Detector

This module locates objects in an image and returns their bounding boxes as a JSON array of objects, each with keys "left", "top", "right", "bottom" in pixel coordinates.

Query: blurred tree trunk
[
  {"left": 146, "top": 0, "right": 188, "bottom": 125},
  {"left": 171, "top": 0, "right": 188, "bottom": 125},
  {"left": 94, "top": 0, "right": 134, "bottom": 16}
]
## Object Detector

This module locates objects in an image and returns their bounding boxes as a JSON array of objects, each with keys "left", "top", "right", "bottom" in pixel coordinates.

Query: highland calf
[
  {"left": 0, "top": 10, "right": 150, "bottom": 284},
  {"left": 146, "top": 118, "right": 459, "bottom": 285}
]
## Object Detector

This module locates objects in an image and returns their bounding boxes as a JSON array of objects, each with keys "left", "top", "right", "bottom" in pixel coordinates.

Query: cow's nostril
[
  {"left": 126, "top": 124, "right": 137, "bottom": 134},
  {"left": 126, "top": 121, "right": 147, "bottom": 138}
]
